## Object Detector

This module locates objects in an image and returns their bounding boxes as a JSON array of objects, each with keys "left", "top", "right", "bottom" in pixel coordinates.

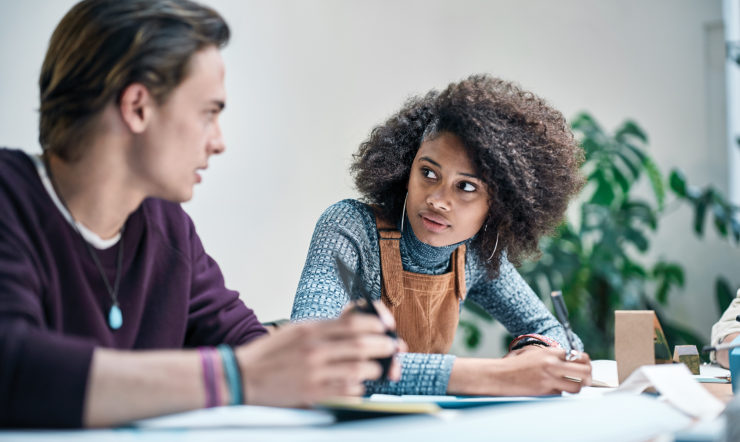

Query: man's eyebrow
[{"left": 419, "top": 156, "right": 481, "bottom": 180}]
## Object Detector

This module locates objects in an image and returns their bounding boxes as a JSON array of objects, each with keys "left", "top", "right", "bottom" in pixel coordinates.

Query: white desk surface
[
  {"left": 0, "top": 394, "right": 694, "bottom": 442},
  {"left": 2, "top": 360, "right": 732, "bottom": 441}
]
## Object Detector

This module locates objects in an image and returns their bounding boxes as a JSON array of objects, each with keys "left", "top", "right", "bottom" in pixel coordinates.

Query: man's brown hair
[{"left": 39, "top": 0, "right": 229, "bottom": 161}]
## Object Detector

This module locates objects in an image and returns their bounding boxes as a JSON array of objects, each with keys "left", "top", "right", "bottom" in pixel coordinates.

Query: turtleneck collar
[{"left": 399, "top": 214, "right": 466, "bottom": 272}]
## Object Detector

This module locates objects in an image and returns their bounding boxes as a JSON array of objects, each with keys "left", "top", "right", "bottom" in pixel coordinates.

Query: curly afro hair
[{"left": 351, "top": 74, "right": 584, "bottom": 278}]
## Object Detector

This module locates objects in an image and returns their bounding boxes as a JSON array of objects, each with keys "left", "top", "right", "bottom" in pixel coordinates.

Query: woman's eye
[
  {"left": 460, "top": 182, "right": 476, "bottom": 192},
  {"left": 422, "top": 168, "right": 437, "bottom": 179}
]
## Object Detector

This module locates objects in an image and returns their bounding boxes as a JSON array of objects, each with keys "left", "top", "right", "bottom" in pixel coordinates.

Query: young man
[{"left": 0, "top": 0, "right": 399, "bottom": 428}]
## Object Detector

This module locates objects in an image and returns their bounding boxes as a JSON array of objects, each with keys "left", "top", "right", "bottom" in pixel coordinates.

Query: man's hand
[{"left": 235, "top": 307, "right": 402, "bottom": 407}]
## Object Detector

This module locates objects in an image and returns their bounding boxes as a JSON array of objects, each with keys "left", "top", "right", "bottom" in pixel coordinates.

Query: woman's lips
[{"left": 420, "top": 214, "right": 449, "bottom": 233}]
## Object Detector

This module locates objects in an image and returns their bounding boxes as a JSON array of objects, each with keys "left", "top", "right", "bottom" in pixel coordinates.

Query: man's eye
[
  {"left": 460, "top": 182, "right": 476, "bottom": 192},
  {"left": 422, "top": 168, "right": 437, "bottom": 179}
]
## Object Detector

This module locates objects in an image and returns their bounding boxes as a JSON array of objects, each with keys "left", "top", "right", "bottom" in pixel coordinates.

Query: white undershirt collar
[{"left": 29, "top": 152, "right": 120, "bottom": 250}]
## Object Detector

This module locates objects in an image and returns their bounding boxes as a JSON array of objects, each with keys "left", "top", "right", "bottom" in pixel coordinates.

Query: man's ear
[{"left": 119, "top": 83, "right": 154, "bottom": 134}]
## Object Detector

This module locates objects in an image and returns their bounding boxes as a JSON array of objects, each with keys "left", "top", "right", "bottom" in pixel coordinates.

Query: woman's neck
[{"left": 400, "top": 215, "right": 463, "bottom": 270}]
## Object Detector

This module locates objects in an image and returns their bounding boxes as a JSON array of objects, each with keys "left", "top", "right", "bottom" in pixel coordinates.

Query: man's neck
[{"left": 45, "top": 147, "right": 145, "bottom": 240}]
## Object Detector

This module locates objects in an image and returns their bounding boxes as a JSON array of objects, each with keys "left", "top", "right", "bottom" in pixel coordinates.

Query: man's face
[
  {"left": 134, "top": 45, "right": 226, "bottom": 202},
  {"left": 405, "top": 132, "right": 490, "bottom": 247}
]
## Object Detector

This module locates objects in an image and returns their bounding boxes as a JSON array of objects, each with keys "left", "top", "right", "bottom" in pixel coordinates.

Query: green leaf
[
  {"left": 642, "top": 156, "right": 665, "bottom": 210},
  {"left": 610, "top": 165, "right": 630, "bottom": 196},
  {"left": 716, "top": 277, "right": 734, "bottom": 313},
  {"left": 571, "top": 112, "right": 600, "bottom": 133},
  {"left": 669, "top": 169, "right": 687, "bottom": 197},
  {"left": 693, "top": 196, "right": 708, "bottom": 236},
  {"left": 589, "top": 171, "right": 616, "bottom": 206},
  {"left": 622, "top": 141, "right": 648, "bottom": 164},
  {"left": 614, "top": 150, "right": 641, "bottom": 182},
  {"left": 615, "top": 120, "right": 649, "bottom": 143},
  {"left": 623, "top": 201, "right": 658, "bottom": 230},
  {"left": 579, "top": 138, "right": 595, "bottom": 158},
  {"left": 457, "top": 320, "right": 482, "bottom": 349},
  {"left": 624, "top": 227, "right": 649, "bottom": 252},
  {"left": 713, "top": 204, "right": 728, "bottom": 237},
  {"left": 731, "top": 218, "right": 740, "bottom": 243},
  {"left": 462, "top": 300, "right": 493, "bottom": 321},
  {"left": 653, "top": 262, "right": 685, "bottom": 304}
]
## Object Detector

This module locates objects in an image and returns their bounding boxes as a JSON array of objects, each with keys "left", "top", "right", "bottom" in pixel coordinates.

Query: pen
[
  {"left": 334, "top": 255, "right": 398, "bottom": 381},
  {"left": 550, "top": 291, "right": 580, "bottom": 361},
  {"left": 702, "top": 342, "right": 740, "bottom": 353}
]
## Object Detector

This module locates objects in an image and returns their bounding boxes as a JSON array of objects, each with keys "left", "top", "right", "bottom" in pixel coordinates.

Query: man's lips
[{"left": 195, "top": 165, "right": 207, "bottom": 183}]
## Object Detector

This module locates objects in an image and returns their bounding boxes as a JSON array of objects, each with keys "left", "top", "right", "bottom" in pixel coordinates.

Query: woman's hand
[
  {"left": 235, "top": 306, "right": 403, "bottom": 407},
  {"left": 448, "top": 347, "right": 592, "bottom": 396}
]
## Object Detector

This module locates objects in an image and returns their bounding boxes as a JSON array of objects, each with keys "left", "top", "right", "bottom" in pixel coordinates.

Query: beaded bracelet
[
  {"left": 217, "top": 344, "right": 244, "bottom": 405},
  {"left": 508, "top": 333, "right": 561, "bottom": 352}
]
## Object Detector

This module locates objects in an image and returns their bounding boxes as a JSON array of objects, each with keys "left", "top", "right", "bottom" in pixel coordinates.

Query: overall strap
[
  {"left": 452, "top": 244, "right": 467, "bottom": 301},
  {"left": 374, "top": 213, "right": 404, "bottom": 307}
]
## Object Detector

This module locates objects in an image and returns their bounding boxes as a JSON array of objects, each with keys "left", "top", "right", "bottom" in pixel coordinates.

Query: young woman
[
  {"left": 0, "top": 0, "right": 399, "bottom": 428},
  {"left": 292, "top": 75, "right": 592, "bottom": 396}
]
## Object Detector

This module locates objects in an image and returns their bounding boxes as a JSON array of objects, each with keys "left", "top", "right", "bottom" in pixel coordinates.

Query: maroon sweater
[{"left": 0, "top": 148, "right": 267, "bottom": 428}]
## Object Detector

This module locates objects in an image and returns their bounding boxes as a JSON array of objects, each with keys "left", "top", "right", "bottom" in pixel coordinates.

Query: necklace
[{"left": 43, "top": 155, "right": 126, "bottom": 330}]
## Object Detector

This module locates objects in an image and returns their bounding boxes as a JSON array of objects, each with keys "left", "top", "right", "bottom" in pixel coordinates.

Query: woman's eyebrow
[
  {"left": 459, "top": 172, "right": 481, "bottom": 180},
  {"left": 419, "top": 156, "right": 481, "bottom": 180},
  {"left": 419, "top": 156, "right": 441, "bottom": 168}
]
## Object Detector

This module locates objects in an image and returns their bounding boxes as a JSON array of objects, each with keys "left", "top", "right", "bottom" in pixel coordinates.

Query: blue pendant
[{"left": 108, "top": 304, "right": 123, "bottom": 330}]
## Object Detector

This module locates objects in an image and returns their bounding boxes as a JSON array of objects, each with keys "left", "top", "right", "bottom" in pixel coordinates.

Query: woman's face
[{"left": 405, "top": 132, "right": 490, "bottom": 247}]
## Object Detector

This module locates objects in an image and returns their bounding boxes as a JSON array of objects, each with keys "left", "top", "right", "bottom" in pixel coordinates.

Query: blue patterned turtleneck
[
  {"left": 399, "top": 209, "right": 462, "bottom": 274},
  {"left": 291, "top": 199, "right": 582, "bottom": 395}
]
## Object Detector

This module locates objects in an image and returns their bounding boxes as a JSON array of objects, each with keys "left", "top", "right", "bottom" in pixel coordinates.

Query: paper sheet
[
  {"left": 591, "top": 359, "right": 619, "bottom": 387},
  {"left": 368, "top": 394, "right": 559, "bottom": 408},
  {"left": 132, "top": 405, "right": 334, "bottom": 429},
  {"left": 616, "top": 364, "right": 726, "bottom": 420}
]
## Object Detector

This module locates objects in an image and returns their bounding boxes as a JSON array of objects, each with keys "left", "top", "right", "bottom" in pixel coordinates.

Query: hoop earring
[
  {"left": 400, "top": 193, "right": 408, "bottom": 233},
  {"left": 487, "top": 233, "right": 499, "bottom": 261}
]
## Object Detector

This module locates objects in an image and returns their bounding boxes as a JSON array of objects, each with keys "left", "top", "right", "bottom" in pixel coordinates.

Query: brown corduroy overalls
[{"left": 376, "top": 214, "right": 466, "bottom": 354}]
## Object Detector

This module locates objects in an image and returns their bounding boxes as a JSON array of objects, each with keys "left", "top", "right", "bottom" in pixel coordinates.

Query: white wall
[{"left": 0, "top": 1, "right": 735, "bottom": 351}]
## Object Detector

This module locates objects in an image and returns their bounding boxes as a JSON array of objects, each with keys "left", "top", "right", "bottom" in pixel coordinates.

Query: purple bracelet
[{"left": 198, "top": 347, "right": 221, "bottom": 408}]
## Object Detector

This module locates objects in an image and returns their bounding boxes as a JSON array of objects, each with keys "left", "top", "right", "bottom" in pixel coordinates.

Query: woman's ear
[{"left": 119, "top": 83, "right": 153, "bottom": 134}]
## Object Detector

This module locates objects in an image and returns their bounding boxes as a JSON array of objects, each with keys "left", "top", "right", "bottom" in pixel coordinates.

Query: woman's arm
[
  {"left": 466, "top": 255, "right": 583, "bottom": 351},
  {"left": 448, "top": 348, "right": 592, "bottom": 395},
  {"left": 447, "top": 254, "right": 591, "bottom": 395}
]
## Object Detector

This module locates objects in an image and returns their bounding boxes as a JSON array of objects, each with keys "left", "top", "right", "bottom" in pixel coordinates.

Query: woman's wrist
[{"left": 448, "top": 357, "right": 507, "bottom": 396}]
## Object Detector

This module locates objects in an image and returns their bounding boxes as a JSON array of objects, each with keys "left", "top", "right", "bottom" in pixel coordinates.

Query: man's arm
[{"left": 84, "top": 311, "right": 399, "bottom": 427}]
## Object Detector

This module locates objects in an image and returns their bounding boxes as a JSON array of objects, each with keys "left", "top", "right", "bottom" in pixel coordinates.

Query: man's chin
[{"left": 154, "top": 188, "right": 194, "bottom": 204}]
